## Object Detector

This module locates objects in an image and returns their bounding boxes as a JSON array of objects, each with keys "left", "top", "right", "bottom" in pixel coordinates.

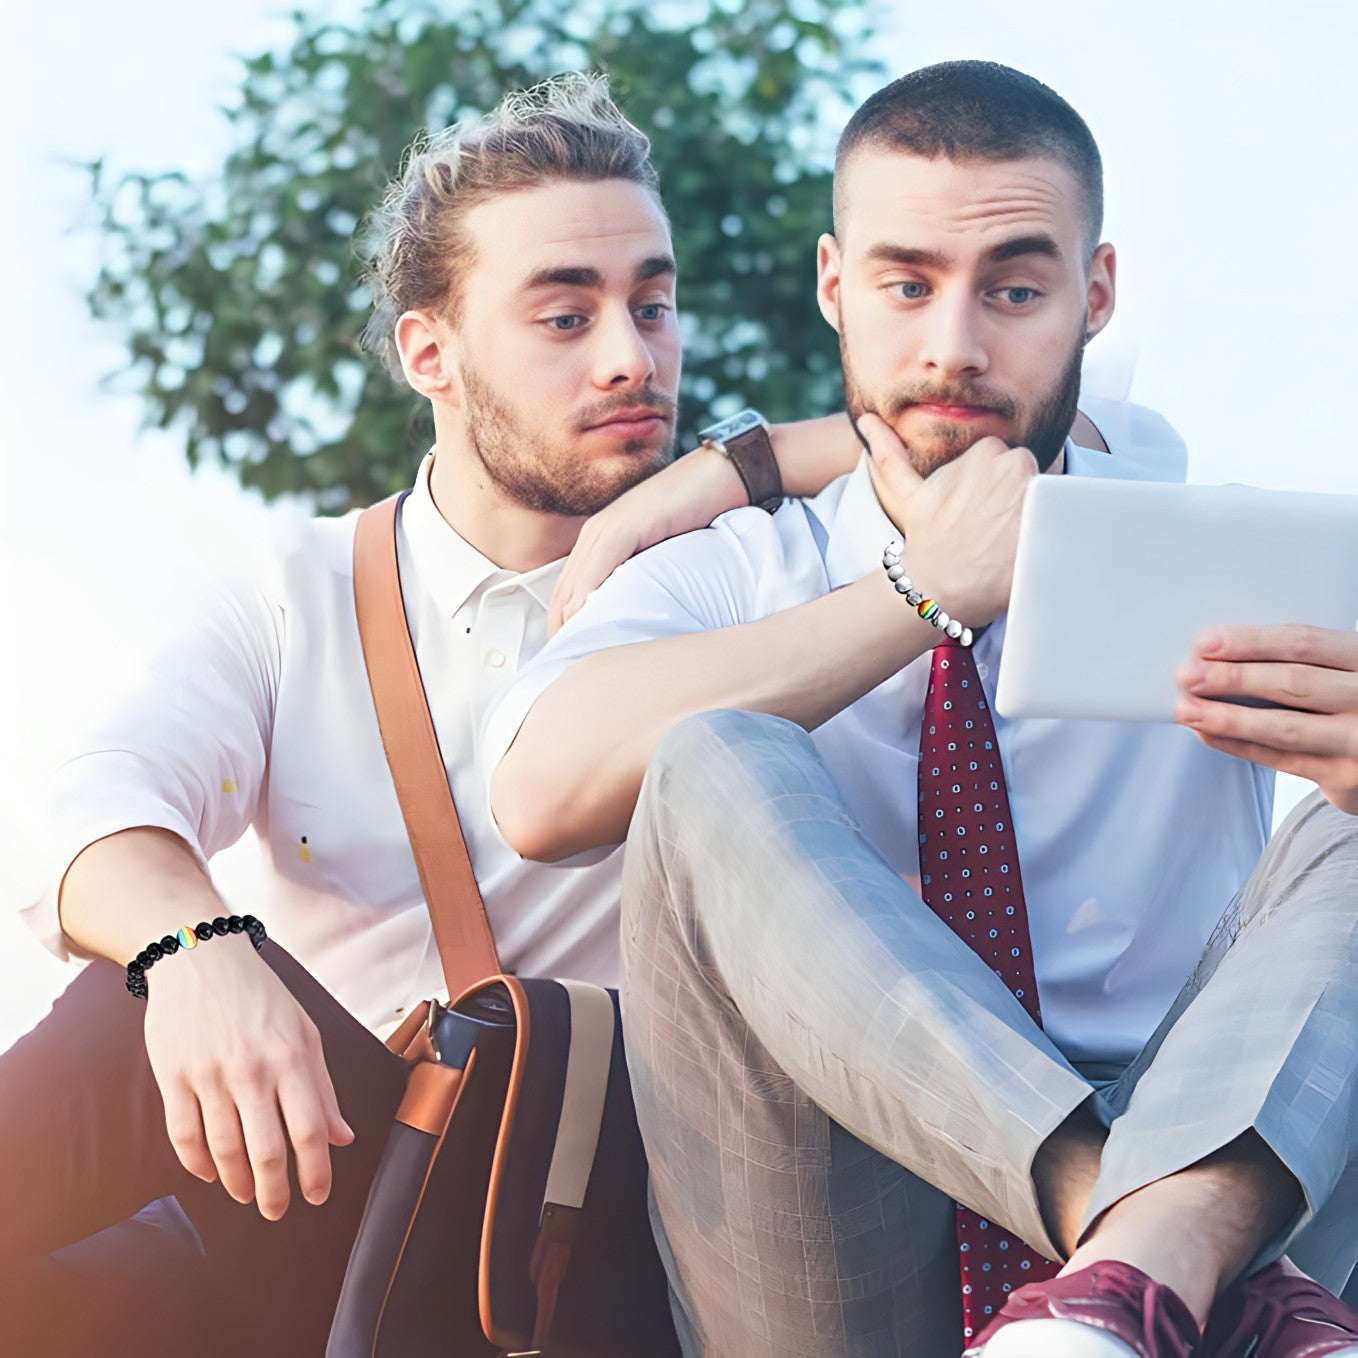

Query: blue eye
[
  {"left": 548, "top": 314, "right": 584, "bottom": 331},
  {"left": 1000, "top": 287, "right": 1037, "bottom": 305},
  {"left": 636, "top": 303, "right": 669, "bottom": 322},
  {"left": 895, "top": 281, "right": 928, "bottom": 300}
]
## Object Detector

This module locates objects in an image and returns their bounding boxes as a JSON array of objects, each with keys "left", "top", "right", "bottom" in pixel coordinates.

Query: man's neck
[{"left": 426, "top": 434, "right": 585, "bottom": 575}]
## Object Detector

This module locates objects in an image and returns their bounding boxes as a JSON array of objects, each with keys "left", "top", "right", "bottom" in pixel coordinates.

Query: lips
[
  {"left": 587, "top": 409, "right": 668, "bottom": 437},
  {"left": 911, "top": 403, "right": 997, "bottom": 420},
  {"left": 592, "top": 408, "right": 665, "bottom": 426}
]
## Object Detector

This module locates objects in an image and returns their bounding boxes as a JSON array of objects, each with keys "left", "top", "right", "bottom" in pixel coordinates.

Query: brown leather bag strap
[{"left": 353, "top": 493, "right": 500, "bottom": 999}]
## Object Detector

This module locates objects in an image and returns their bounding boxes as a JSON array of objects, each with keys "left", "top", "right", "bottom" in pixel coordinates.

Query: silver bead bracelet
[{"left": 882, "top": 537, "right": 974, "bottom": 647}]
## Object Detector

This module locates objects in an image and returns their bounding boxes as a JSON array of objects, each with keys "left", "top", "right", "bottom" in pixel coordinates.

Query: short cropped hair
[
  {"left": 362, "top": 72, "right": 659, "bottom": 378},
  {"left": 835, "top": 61, "right": 1104, "bottom": 254}
]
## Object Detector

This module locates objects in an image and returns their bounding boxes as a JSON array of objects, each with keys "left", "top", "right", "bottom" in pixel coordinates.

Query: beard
[
  {"left": 839, "top": 320, "right": 1085, "bottom": 476},
  {"left": 461, "top": 364, "right": 677, "bottom": 517}
]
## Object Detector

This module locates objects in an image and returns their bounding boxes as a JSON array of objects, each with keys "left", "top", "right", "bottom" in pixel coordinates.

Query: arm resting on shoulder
[
  {"left": 548, "top": 413, "right": 861, "bottom": 632},
  {"left": 770, "top": 413, "right": 861, "bottom": 496}
]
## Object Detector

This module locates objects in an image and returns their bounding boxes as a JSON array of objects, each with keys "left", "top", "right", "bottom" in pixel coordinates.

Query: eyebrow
[
  {"left": 987, "top": 234, "right": 1063, "bottom": 265},
  {"left": 864, "top": 234, "right": 1064, "bottom": 270},
  {"left": 522, "top": 254, "right": 677, "bottom": 292}
]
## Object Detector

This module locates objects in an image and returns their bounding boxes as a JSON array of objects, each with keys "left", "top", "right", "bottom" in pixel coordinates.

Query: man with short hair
[
  {"left": 0, "top": 73, "right": 858, "bottom": 1355},
  {"left": 488, "top": 63, "right": 1358, "bottom": 1356}
]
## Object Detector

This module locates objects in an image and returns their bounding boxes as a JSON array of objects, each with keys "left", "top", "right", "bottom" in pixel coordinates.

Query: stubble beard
[
  {"left": 839, "top": 322, "right": 1085, "bottom": 476},
  {"left": 462, "top": 365, "right": 677, "bottom": 517}
]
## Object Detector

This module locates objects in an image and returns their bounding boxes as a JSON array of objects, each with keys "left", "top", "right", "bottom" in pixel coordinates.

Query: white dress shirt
[
  {"left": 484, "top": 399, "right": 1276, "bottom": 1067},
  {"left": 24, "top": 455, "right": 620, "bottom": 1035}
]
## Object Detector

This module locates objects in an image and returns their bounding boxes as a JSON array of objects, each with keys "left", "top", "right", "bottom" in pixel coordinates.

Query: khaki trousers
[{"left": 621, "top": 711, "right": 1358, "bottom": 1357}]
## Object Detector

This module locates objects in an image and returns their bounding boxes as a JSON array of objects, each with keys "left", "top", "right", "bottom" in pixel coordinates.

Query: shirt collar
[{"left": 398, "top": 453, "right": 565, "bottom": 618}]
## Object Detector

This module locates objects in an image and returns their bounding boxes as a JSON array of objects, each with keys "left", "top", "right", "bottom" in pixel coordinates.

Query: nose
[
  {"left": 592, "top": 304, "right": 656, "bottom": 390},
  {"left": 917, "top": 289, "right": 988, "bottom": 380}
]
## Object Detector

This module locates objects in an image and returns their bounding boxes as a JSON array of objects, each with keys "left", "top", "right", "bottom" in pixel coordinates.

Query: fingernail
[
  {"left": 1197, "top": 629, "right": 1223, "bottom": 656},
  {"left": 1175, "top": 699, "right": 1202, "bottom": 726},
  {"left": 1178, "top": 659, "right": 1207, "bottom": 690}
]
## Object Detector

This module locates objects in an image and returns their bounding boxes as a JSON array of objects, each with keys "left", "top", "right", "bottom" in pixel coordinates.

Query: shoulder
[
  {"left": 1074, "top": 397, "right": 1188, "bottom": 484},
  {"left": 279, "top": 507, "right": 359, "bottom": 581},
  {"left": 179, "top": 504, "right": 354, "bottom": 653},
  {"left": 607, "top": 496, "right": 823, "bottom": 597},
  {"left": 712, "top": 497, "right": 824, "bottom": 565}
]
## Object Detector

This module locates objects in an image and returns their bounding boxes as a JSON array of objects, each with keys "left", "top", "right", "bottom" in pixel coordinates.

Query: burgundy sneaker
[
  {"left": 963, "top": 1260, "right": 1202, "bottom": 1357},
  {"left": 1203, "top": 1262, "right": 1358, "bottom": 1357}
]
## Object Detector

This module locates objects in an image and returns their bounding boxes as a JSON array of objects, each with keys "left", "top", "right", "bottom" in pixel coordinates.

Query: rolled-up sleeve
[{"left": 22, "top": 576, "right": 283, "bottom": 959}]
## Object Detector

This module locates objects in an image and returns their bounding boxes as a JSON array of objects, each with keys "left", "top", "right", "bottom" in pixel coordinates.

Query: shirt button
[
  {"left": 484, "top": 648, "right": 507, "bottom": 669},
  {"left": 976, "top": 663, "right": 990, "bottom": 680}
]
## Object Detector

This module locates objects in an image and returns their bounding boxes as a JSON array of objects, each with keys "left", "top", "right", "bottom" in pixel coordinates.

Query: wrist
[
  {"left": 862, "top": 569, "right": 942, "bottom": 663},
  {"left": 769, "top": 413, "right": 858, "bottom": 498},
  {"left": 883, "top": 538, "right": 974, "bottom": 646},
  {"left": 127, "top": 914, "right": 267, "bottom": 999},
  {"left": 883, "top": 540, "right": 985, "bottom": 641},
  {"left": 696, "top": 409, "right": 783, "bottom": 512},
  {"left": 686, "top": 443, "right": 749, "bottom": 516}
]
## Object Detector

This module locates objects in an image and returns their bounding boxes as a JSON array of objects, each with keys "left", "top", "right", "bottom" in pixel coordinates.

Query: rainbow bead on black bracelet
[
  {"left": 882, "top": 537, "right": 974, "bottom": 647},
  {"left": 125, "top": 915, "right": 267, "bottom": 999}
]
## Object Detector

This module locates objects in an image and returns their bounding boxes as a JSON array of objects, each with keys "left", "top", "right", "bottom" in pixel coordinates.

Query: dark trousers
[{"left": 0, "top": 942, "right": 408, "bottom": 1356}]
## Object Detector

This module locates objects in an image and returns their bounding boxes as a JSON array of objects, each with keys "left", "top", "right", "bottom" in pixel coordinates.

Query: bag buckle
[{"left": 426, "top": 996, "right": 447, "bottom": 1061}]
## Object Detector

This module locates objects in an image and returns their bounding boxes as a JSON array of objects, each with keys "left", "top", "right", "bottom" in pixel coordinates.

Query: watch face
[{"left": 700, "top": 408, "right": 766, "bottom": 445}]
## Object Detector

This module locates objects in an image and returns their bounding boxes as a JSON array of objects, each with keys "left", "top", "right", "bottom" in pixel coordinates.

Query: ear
[
  {"left": 1084, "top": 242, "right": 1117, "bottom": 341},
  {"left": 816, "top": 233, "right": 844, "bottom": 334},
  {"left": 395, "top": 310, "right": 461, "bottom": 404}
]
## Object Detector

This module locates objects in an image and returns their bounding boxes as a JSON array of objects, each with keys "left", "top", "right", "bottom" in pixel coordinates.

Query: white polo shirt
[
  {"left": 484, "top": 400, "right": 1275, "bottom": 1067},
  {"left": 24, "top": 455, "right": 619, "bottom": 1035}
]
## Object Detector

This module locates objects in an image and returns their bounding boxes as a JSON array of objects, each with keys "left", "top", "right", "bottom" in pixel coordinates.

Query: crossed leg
[{"left": 621, "top": 712, "right": 1358, "bottom": 1354}]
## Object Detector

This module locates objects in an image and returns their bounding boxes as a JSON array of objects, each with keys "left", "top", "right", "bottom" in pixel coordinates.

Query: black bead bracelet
[{"left": 125, "top": 915, "right": 267, "bottom": 999}]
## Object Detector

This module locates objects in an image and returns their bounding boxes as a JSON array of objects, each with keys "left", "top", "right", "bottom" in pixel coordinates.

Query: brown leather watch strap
[
  {"left": 353, "top": 493, "right": 500, "bottom": 1001},
  {"left": 724, "top": 422, "right": 783, "bottom": 512}
]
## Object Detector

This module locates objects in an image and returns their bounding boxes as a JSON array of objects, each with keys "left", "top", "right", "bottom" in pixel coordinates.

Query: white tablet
[{"left": 995, "top": 476, "right": 1358, "bottom": 723}]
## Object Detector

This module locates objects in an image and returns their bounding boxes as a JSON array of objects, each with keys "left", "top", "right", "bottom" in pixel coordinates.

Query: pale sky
[{"left": 2, "top": 0, "right": 1355, "bottom": 1045}]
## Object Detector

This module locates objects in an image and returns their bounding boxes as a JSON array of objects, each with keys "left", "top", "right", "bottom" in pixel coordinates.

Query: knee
[
  {"left": 1252, "top": 791, "right": 1358, "bottom": 919},
  {"left": 644, "top": 710, "right": 811, "bottom": 818},
  {"left": 624, "top": 710, "right": 821, "bottom": 937}
]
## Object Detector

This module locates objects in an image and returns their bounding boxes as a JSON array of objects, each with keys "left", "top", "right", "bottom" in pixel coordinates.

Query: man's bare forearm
[
  {"left": 770, "top": 413, "right": 860, "bottom": 497},
  {"left": 493, "top": 570, "right": 934, "bottom": 861},
  {"left": 59, "top": 826, "right": 233, "bottom": 965}
]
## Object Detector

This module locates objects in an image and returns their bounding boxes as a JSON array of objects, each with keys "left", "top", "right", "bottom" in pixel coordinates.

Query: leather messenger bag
[{"left": 327, "top": 495, "right": 680, "bottom": 1358}]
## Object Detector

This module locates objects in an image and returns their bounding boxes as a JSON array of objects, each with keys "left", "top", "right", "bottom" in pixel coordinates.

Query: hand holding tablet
[
  {"left": 995, "top": 476, "right": 1358, "bottom": 724},
  {"left": 1176, "top": 624, "right": 1358, "bottom": 815}
]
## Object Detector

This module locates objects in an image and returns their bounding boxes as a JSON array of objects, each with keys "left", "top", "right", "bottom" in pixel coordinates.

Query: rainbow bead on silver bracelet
[{"left": 882, "top": 537, "right": 974, "bottom": 647}]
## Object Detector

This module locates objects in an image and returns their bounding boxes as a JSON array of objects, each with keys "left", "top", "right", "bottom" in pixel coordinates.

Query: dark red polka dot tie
[{"left": 917, "top": 640, "right": 1059, "bottom": 1343}]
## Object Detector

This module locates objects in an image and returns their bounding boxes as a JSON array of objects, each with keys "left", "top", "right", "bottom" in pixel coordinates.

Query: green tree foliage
[{"left": 88, "top": 0, "right": 882, "bottom": 509}]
